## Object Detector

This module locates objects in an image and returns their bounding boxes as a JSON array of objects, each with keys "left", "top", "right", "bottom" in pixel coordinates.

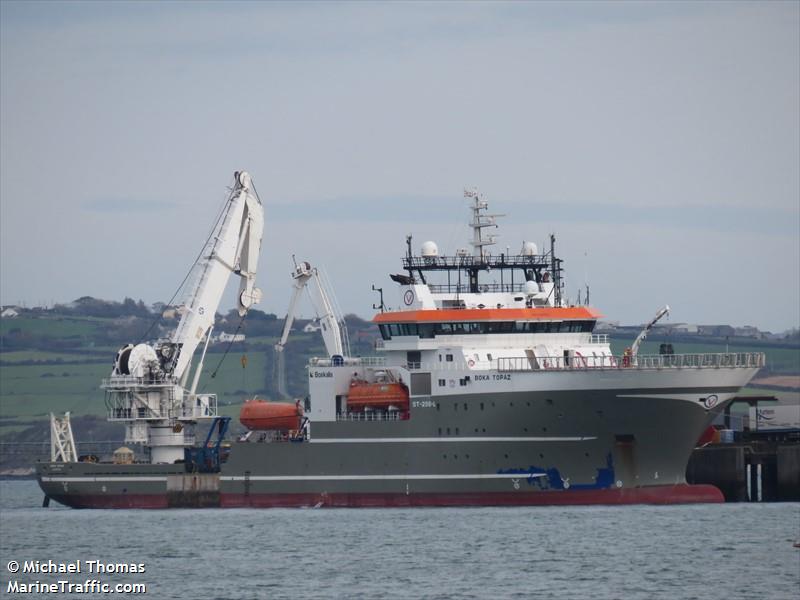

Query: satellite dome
[
  {"left": 524, "top": 280, "right": 538, "bottom": 296},
  {"left": 521, "top": 241, "right": 538, "bottom": 256},
  {"left": 421, "top": 241, "right": 439, "bottom": 257}
]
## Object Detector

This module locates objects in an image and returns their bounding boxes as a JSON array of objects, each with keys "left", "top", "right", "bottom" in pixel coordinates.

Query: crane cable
[{"left": 201, "top": 311, "right": 248, "bottom": 392}]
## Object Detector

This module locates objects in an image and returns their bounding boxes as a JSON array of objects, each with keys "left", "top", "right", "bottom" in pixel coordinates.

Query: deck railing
[
  {"left": 310, "top": 356, "right": 387, "bottom": 367},
  {"left": 336, "top": 410, "right": 409, "bottom": 422},
  {"left": 497, "top": 352, "right": 765, "bottom": 372}
]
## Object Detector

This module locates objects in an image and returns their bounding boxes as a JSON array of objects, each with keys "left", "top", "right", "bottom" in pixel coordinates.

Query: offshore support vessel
[{"left": 36, "top": 180, "right": 764, "bottom": 508}]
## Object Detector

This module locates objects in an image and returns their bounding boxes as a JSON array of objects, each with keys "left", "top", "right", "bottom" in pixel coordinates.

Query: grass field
[
  {"left": 0, "top": 350, "right": 105, "bottom": 363},
  {"left": 0, "top": 316, "right": 108, "bottom": 338}
]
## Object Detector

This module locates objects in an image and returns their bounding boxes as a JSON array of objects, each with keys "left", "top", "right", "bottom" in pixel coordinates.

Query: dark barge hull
[{"left": 42, "top": 484, "right": 723, "bottom": 509}]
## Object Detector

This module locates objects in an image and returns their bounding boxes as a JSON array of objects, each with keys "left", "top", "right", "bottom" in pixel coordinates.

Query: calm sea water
[{"left": 1, "top": 480, "right": 798, "bottom": 600}]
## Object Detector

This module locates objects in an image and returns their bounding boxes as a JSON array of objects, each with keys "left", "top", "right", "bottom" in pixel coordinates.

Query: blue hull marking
[{"left": 497, "top": 454, "right": 615, "bottom": 490}]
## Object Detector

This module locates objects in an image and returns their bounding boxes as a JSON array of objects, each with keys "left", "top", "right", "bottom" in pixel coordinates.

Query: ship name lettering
[
  {"left": 493, "top": 374, "right": 511, "bottom": 381},
  {"left": 474, "top": 375, "right": 491, "bottom": 381},
  {"left": 311, "top": 371, "right": 334, "bottom": 378}
]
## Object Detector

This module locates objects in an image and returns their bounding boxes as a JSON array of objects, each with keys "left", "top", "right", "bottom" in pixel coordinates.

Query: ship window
[
  {"left": 378, "top": 325, "right": 390, "bottom": 340},
  {"left": 446, "top": 428, "right": 451, "bottom": 435},
  {"left": 480, "top": 402, "right": 484, "bottom": 410},
  {"left": 438, "top": 379, "right": 446, "bottom": 387},
  {"left": 570, "top": 321, "right": 585, "bottom": 332},
  {"left": 411, "top": 319, "right": 596, "bottom": 339},
  {"left": 455, "top": 428, "right": 460, "bottom": 435},
  {"left": 445, "top": 354, "right": 453, "bottom": 362},
  {"left": 487, "top": 353, "right": 492, "bottom": 361}
]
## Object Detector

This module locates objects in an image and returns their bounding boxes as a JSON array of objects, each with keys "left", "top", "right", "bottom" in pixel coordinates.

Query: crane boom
[
  {"left": 171, "top": 171, "right": 264, "bottom": 380},
  {"left": 276, "top": 260, "right": 348, "bottom": 358},
  {"left": 631, "top": 305, "right": 670, "bottom": 357}
]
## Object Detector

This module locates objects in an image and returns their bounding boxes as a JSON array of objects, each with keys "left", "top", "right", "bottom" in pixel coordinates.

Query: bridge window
[{"left": 377, "top": 319, "right": 595, "bottom": 340}]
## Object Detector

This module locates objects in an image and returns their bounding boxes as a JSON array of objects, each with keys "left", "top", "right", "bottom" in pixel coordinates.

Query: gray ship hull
[{"left": 37, "top": 374, "right": 752, "bottom": 508}]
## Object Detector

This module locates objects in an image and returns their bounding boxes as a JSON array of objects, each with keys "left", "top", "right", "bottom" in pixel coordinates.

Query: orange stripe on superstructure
[{"left": 372, "top": 306, "right": 603, "bottom": 323}]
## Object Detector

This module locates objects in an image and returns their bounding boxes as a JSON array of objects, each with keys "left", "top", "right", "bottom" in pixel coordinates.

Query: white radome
[
  {"left": 521, "top": 241, "right": 538, "bottom": 256},
  {"left": 421, "top": 241, "right": 439, "bottom": 257}
]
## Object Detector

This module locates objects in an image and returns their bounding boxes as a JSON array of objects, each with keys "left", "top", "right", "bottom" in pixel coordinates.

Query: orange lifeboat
[
  {"left": 239, "top": 399, "right": 302, "bottom": 431},
  {"left": 347, "top": 381, "right": 409, "bottom": 412}
]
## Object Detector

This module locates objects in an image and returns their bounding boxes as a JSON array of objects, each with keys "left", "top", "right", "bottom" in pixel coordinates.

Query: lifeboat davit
[
  {"left": 347, "top": 382, "right": 409, "bottom": 412},
  {"left": 239, "top": 399, "right": 302, "bottom": 431}
]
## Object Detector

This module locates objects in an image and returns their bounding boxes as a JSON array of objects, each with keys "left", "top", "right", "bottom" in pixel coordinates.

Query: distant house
[
  {"left": 698, "top": 325, "right": 736, "bottom": 337},
  {"left": 303, "top": 322, "right": 321, "bottom": 333},
  {"left": 670, "top": 323, "right": 699, "bottom": 335},
  {"left": 215, "top": 332, "right": 246, "bottom": 343},
  {"left": 734, "top": 326, "right": 762, "bottom": 339},
  {"left": 1, "top": 307, "right": 19, "bottom": 318}
]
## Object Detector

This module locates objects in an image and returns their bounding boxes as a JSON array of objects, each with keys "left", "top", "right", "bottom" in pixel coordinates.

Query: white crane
[
  {"left": 104, "top": 171, "right": 264, "bottom": 463},
  {"left": 170, "top": 171, "right": 264, "bottom": 389},
  {"left": 275, "top": 259, "right": 349, "bottom": 398},
  {"left": 631, "top": 305, "right": 670, "bottom": 358}
]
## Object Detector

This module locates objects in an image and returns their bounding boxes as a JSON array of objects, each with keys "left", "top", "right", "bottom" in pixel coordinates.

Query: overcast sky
[{"left": 1, "top": 1, "right": 798, "bottom": 332}]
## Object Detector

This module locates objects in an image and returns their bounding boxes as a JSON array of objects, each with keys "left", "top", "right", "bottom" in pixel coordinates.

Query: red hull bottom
[{"left": 48, "top": 484, "right": 723, "bottom": 509}]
